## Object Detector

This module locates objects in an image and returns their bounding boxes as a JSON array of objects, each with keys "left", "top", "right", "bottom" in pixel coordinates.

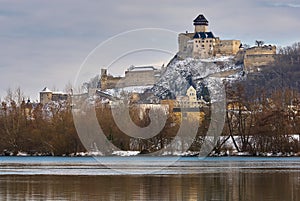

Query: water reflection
[{"left": 0, "top": 172, "right": 299, "bottom": 201}]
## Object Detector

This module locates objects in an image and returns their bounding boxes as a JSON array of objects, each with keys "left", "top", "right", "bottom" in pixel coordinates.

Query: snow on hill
[
  {"left": 151, "top": 56, "right": 243, "bottom": 100},
  {"left": 94, "top": 56, "right": 243, "bottom": 102}
]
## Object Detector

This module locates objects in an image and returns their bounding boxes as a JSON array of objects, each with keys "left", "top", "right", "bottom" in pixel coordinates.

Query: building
[
  {"left": 243, "top": 45, "right": 277, "bottom": 72},
  {"left": 175, "top": 86, "right": 206, "bottom": 108},
  {"left": 39, "top": 87, "right": 69, "bottom": 104},
  {"left": 100, "top": 65, "right": 161, "bottom": 90},
  {"left": 178, "top": 14, "right": 241, "bottom": 59}
]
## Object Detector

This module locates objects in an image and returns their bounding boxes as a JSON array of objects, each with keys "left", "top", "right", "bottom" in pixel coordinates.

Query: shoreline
[{"left": 1, "top": 151, "right": 299, "bottom": 157}]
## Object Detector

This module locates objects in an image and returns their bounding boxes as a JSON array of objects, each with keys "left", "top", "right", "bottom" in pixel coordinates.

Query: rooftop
[
  {"left": 40, "top": 87, "right": 52, "bottom": 93},
  {"left": 193, "top": 14, "right": 209, "bottom": 26},
  {"left": 127, "top": 65, "right": 157, "bottom": 72},
  {"left": 193, "top": 32, "right": 215, "bottom": 39}
]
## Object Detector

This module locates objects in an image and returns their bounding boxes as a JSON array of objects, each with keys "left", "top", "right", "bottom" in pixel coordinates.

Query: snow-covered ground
[{"left": 151, "top": 56, "right": 243, "bottom": 100}]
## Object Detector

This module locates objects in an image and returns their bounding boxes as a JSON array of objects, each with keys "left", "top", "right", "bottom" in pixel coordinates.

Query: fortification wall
[
  {"left": 100, "top": 70, "right": 159, "bottom": 90},
  {"left": 178, "top": 33, "right": 193, "bottom": 59},
  {"left": 244, "top": 54, "right": 275, "bottom": 72},
  {"left": 216, "top": 40, "right": 241, "bottom": 55},
  {"left": 243, "top": 45, "right": 277, "bottom": 72},
  {"left": 245, "top": 45, "right": 276, "bottom": 55},
  {"left": 100, "top": 76, "right": 121, "bottom": 90},
  {"left": 121, "top": 70, "right": 158, "bottom": 87}
]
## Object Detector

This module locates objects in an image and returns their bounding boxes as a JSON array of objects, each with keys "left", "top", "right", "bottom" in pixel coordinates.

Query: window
[
  {"left": 196, "top": 45, "right": 198, "bottom": 47},
  {"left": 210, "top": 40, "right": 212, "bottom": 43},
  {"left": 202, "top": 45, "right": 204, "bottom": 47}
]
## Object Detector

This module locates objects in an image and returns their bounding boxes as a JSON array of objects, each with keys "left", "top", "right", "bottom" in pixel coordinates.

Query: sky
[{"left": 0, "top": 0, "right": 300, "bottom": 101}]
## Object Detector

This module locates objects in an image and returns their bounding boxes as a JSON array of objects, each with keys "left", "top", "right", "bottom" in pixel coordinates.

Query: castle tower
[
  {"left": 40, "top": 87, "right": 52, "bottom": 104},
  {"left": 193, "top": 14, "right": 208, "bottom": 32},
  {"left": 100, "top": 68, "right": 108, "bottom": 90}
]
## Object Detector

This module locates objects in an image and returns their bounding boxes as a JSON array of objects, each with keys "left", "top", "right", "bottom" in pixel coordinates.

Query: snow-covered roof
[
  {"left": 40, "top": 87, "right": 52, "bottom": 93},
  {"left": 127, "top": 65, "right": 157, "bottom": 72},
  {"left": 52, "top": 91, "right": 67, "bottom": 95},
  {"left": 40, "top": 87, "right": 67, "bottom": 95}
]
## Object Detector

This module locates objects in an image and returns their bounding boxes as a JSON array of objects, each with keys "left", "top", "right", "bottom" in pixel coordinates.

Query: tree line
[{"left": 0, "top": 43, "right": 299, "bottom": 156}]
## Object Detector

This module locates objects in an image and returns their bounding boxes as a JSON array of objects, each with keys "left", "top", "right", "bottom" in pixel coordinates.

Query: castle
[
  {"left": 178, "top": 14, "right": 277, "bottom": 72},
  {"left": 100, "top": 65, "right": 161, "bottom": 91},
  {"left": 40, "top": 87, "right": 69, "bottom": 104},
  {"left": 39, "top": 14, "right": 278, "bottom": 103},
  {"left": 178, "top": 14, "right": 241, "bottom": 59}
]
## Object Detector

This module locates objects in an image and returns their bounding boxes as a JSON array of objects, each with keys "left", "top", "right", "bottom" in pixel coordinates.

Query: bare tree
[{"left": 255, "top": 40, "right": 265, "bottom": 47}]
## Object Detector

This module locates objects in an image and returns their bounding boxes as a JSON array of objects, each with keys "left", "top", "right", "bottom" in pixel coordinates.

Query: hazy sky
[{"left": 1, "top": 0, "right": 300, "bottom": 101}]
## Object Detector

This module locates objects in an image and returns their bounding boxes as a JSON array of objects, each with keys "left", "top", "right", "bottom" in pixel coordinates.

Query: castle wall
[
  {"left": 244, "top": 54, "right": 276, "bottom": 72},
  {"left": 40, "top": 92, "right": 52, "bottom": 104},
  {"left": 121, "top": 70, "right": 159, "bottom": 87},
  {"left": 215, "top": 40, "right": 241, "bottom": 56},
  {"left": 178, "top": 33, "right": 194, "bottom": 59},
  {"left": 100, "top": 76, "right": 121, "bottom": 90},
  {"left": 245, "top": 45, "right": 276, "bottom": 55},
  {"left": 100, "top": 69, "right": 160, "bottom": 90},
  {"left": 243, "top": 45, "right": 277, "bottom": 72},
  {"left": 40, "top": 91, "right": 69, "bottom": 104},
  {"left": 52, "top": 93, "right": 69, "bottom": 102}
]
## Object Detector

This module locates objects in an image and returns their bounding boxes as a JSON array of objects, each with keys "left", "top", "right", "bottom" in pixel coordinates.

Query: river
[{"left": 0, "top": 156, "right": 299, "bottom": 200}]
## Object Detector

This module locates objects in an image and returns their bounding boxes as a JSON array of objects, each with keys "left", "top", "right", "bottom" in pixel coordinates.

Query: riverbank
[{"left": 1, "top": 150, "right": 300, "bottom": 157}]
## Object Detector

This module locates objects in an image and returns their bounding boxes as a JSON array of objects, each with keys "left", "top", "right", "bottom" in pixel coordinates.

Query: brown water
[{"left": 0, "top": 172, "right": 299, "bottom": 201}]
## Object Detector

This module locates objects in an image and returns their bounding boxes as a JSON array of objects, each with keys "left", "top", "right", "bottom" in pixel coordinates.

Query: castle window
[
  {"left": 195, "top": 40, "right": 198, "bottom": 43},
  {"left": 210, "top": 40, "right": 212, "bottom": 43},
  {"left": 202, "top": 40, "right": 204, "bottom": 43},
  {"left": 202, "top": 45, "right": 204, "bottom": 47}
]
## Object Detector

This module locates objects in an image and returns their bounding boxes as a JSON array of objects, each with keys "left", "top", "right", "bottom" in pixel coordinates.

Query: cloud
[
  {"left": 0, "top": 0, "right": 300, "bottom": 100},
  {"left": 263, "top": 2, "right": 300, "bottom": 8}
]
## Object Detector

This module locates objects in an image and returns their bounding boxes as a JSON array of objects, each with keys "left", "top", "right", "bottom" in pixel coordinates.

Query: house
[{"left": 39, "top": 87, "right": 69, "bottom": 104}]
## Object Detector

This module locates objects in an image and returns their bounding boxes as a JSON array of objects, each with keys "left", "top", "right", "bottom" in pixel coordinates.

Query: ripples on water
[{"left": 0, "top": 156, "right": 299, "bottom": 200}]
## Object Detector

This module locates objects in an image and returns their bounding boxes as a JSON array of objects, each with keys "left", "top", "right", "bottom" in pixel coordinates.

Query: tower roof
[
  {"left": 40, "top": 87, "right": 52, "bottom": 93},
  {"left": 193, "top": 14, "right": 209, "bottom": 26},
  {"left": 193, "top": 32, "right": 215, "bottom": 39}
]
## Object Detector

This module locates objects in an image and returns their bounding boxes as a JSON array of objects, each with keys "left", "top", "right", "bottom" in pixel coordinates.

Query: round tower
[{"left": 193, "top": 14, "right": 208, "bottom": 32}]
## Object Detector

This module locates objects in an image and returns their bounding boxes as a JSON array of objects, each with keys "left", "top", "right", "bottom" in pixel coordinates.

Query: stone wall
[
  {"left": 245, "top": 45, "right": 276, "bottom": 55},
  {"left": 244, "top": 54, "right": 276, "bottom": 72},
  {"left": 215, "top": 40, "right": 241, "bottom": 56},
  {"left": 178, "top": 33, "right": 194, "bottom": 59},
  {"left": 40, "top": 92, "right": 52, "bottom": 104},
  {"left": 100, "top": 75, "right": 121, "bottom": 90},
  {"left": 100, "top": 68, "right": 160, "bottom": 90},
  {"left": 121, "top": 70, "right": 159, "bottom": 87},
  {"left": 243, "top": 45, "right": 277, "bottom": 72}
]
